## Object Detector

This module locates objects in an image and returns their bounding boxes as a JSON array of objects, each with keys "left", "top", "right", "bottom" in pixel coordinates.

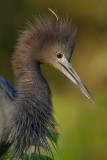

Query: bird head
[{"left": 18, "top": 10, "right": 93, "bottom": 102}]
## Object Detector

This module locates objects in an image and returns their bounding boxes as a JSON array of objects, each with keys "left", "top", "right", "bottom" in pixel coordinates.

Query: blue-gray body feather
[
  {"left": 0, "top": 75, "right": 57, "bottom": 159},
  {"left": 0, "top": 76, "right": 16, "bottom": 157}
]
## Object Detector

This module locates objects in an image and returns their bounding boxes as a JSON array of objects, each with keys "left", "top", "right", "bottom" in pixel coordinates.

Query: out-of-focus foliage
[{"left": 0, "top": 0, "right": 107, "bottom": 160}]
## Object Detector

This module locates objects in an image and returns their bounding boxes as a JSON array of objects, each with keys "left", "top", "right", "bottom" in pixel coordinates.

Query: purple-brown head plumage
[
  {"left": 13, "top": 14, "right": 77, "bottom": 74},
  {"left": 13, "top": 12, "right": 93, "bottom": 102}
]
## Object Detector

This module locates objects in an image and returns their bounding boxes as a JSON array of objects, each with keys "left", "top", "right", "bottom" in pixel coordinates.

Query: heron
[{"left": 0, "top": 9, "right": 93, "bottom": 159}]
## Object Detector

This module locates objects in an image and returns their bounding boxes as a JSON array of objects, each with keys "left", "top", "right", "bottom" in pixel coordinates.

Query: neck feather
[{"left": 12, "top": 48, "right": 51, "bottom": 96}]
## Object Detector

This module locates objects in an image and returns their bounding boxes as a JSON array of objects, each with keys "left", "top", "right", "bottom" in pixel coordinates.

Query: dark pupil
[{"left": 57, "top": 53, "right": 63, "bottom": 58}]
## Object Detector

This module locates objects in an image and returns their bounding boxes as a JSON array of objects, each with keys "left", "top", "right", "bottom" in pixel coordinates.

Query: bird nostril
[{"left": 57, "top": 53, "right": 63, "bottom": 59}]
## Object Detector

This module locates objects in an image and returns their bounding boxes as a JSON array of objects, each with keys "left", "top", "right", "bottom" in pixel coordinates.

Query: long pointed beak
[{"left": 57, "top": 55, "right": 94, "bottom": 103}]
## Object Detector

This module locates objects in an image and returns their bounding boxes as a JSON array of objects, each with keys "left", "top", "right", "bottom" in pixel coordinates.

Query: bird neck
[
  {"left": 12, "top": 50, "right": 51, "bottom": 96},
  {"left": 10, "top": 51, "right": 56, "bottom": 155}
]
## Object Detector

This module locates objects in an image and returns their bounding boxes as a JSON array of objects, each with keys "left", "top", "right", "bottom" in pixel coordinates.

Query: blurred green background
[{"left": 0, "top": 0, "right": 107, "bottom": 160}]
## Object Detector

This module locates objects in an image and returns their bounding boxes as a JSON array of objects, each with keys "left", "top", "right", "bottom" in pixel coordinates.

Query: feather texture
[{"left": 0, "top": 13, "right": 77, "bottom": 159}]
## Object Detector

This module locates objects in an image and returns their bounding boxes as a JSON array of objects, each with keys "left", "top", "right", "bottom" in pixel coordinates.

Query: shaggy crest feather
[{"left": 14, "top": 14, "right": 76, "bottom": 53}]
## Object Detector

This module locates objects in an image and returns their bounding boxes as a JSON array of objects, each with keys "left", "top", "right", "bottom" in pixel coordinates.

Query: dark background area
[{"left": 0, "top": 0, "right": 107, "bottom": 160}]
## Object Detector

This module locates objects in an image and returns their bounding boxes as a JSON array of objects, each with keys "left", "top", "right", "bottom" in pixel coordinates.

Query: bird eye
[{"left": 57, "top": 53, "right": 63, "bottom": 59}]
